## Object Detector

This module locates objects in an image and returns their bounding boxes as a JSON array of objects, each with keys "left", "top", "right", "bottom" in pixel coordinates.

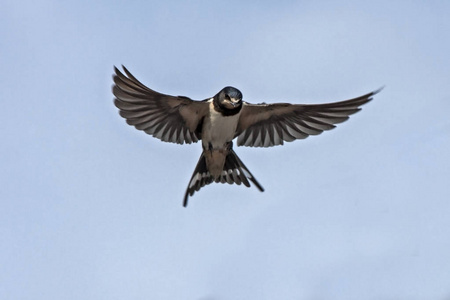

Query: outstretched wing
[
  {"left": 235, "top": 89, "right": 381, "bottom": 147},
  {"left": 113, "top": 66, "right": 209, "bottom": 144}
]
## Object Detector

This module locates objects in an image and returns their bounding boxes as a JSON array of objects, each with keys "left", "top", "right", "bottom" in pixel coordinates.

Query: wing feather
[
  {"left": 236, "top": 88, "right": 381, "bottom": 147},
  {"left": 113, "top": 66, "right": 209, "bottom": 144}
]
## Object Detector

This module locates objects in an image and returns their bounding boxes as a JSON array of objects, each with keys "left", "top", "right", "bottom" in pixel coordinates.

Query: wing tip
[
  {"left": 373, "top": 85, "right": 385, "bottom": 95},
  {"left": 113, "top": 65, "right": 123, "bottom": 76},
  {"left": 364, "top": 85, "right": 384, "bottom": 104},
  {"left": 113, "top": 65, "right": 132, "bottom": 79}
]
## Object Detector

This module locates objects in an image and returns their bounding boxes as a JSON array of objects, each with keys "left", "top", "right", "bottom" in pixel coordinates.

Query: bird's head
[{"left": 217, "top": 86, "right": 243, "bottom": 110}]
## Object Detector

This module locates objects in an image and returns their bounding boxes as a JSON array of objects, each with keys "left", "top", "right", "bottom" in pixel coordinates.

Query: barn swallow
[{"left": 112, "top": 66, "right": 381, "bottom": 206}]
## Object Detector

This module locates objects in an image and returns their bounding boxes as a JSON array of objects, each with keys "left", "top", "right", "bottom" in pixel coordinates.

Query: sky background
[{"left": 1, "top": 1, "right": 450, "bottom": 299}]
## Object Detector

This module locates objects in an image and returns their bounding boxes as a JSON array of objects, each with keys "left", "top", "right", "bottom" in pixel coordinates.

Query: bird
[{"left": 112, "top": 65, "right": 381, "bottom": 207}]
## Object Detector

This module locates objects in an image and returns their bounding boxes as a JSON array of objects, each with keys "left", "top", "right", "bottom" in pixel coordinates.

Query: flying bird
[{"left": 112, "top": 66, "right": 381, "bottom": 207}]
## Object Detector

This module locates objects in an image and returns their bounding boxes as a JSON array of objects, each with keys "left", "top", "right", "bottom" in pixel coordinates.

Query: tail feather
[
  {"left": 183, "top": 149, "right": 264, "bottom": 207},
  {"left": 230, "top": 150, "right": 264, "bottom": 192}
]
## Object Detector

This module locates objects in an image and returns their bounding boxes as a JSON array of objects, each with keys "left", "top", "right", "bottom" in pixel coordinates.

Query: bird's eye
[{"left": 225, "top": 94, "right": 231, "bottom": 101}]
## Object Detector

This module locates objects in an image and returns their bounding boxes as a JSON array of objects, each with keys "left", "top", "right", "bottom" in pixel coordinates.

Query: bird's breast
[{"left": 202, "top": 100, "right": 241, "bottom": 150}]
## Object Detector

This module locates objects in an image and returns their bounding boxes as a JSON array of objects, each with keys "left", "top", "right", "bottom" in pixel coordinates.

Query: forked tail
[{"left": 183, "top": 149, "right": 264, "bottom": 207}]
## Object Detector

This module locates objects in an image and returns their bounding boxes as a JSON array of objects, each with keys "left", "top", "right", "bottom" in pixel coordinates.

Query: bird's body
[
  {"left": 201, "top": 99, "right": 242, "bottom": 178},
  {"left": 112, "top": 66, "right": 381, "bottom": 206},
  {"left": 202, "top": 99, "right": 241, "bottom": 150}
]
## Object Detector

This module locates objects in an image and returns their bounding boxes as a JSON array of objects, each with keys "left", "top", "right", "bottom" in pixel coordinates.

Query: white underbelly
[{"left": 202, "top": 101, "right": 240, "bottom": 149}]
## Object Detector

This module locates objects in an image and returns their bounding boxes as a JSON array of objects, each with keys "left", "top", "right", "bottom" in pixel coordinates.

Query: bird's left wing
[
  {"left": 113, "top": 66, "right": 210, "bottom": 144},
  {"left": 235, "top": 89, "right": 381, "bottom": 147}
]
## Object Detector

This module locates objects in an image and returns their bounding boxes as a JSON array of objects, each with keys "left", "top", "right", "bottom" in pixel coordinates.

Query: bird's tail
[{"left": 183, "top": 149, "right": 264, "bottom": 207}]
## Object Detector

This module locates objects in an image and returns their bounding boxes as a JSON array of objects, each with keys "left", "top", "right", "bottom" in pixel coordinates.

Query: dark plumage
[{"left": 113, "top": 65, "right": 382, "bottom": 206}]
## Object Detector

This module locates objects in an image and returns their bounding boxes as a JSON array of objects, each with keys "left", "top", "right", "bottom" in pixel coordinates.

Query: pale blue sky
[{"left": 1, "top": 1, "right": 450, "bottom": 299}]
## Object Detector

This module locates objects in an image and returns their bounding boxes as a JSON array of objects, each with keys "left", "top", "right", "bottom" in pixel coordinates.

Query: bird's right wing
[{"left": 113, "top": 66, "right": 210, "bottom": 144}]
